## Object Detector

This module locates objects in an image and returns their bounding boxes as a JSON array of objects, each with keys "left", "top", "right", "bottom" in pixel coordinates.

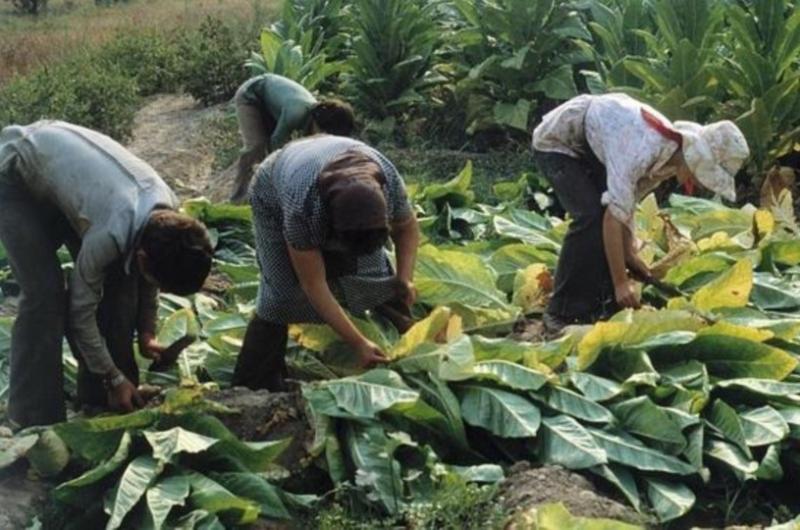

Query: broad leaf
[
  {"left": 314, "top": 369, "right": 419, "bottom": 419},
  {"left": 459, "top": 385, "right": 541, "bottom": 438},
  {"left": 210, "top": 472, "right": 292, "bottom": 520},
  {"left": 587, "top": 428, "right": 696, "bottom": 475},
  {"left": 146, "top": 475, "right": 191, "bottom": 530},
  {"left": 470, "top": 360, "right": 548, "bottom": 391},
  {"left": 107, "top": 456, "right": 164, "bottom": 530},
  {"left": 739, "top": 406, "right": 789, "bottom": 446},
  {"left": 539, "top": 415, "right": 607, "bottom": 469},
  {"left": 691, "top": 258, "right": 752, "bottom": 311},
  {"left": 646, "top": 478, "right": 695, "bottom": 522},
  {"left": 144, "top": 428, "right": 218, "bottom": 463},
  {"left": 186, "top": 472, "right": 260, "bottom": 525},
  {"left": 537, "top": 386, "right": 614, "bottom": 424}
]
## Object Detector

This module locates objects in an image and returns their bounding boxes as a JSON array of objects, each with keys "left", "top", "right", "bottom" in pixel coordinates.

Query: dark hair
[
  {"left": 337, "top": 227, "right": 390, "bottom": 256},
  {"left": 311, "top": 99, "right": 356, "bottom": 137},
  {"left": 319, "top": 150, "right": 388, "bottom": 235},
  {"left": 139, "top": 210, "right": 213, "bottom": 295}
]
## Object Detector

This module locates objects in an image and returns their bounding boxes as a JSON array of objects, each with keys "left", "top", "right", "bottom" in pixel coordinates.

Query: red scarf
[{"left": 640, "top": 108, "right": 693, "bottom": 195}]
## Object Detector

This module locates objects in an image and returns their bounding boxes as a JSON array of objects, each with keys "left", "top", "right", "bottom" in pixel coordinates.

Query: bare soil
[
  {"left": 0, "top": 463, "right": 49, "bottom": 529},
  {"left": 126, "top": 94, "right": 235, "bottom": 202},
  {"left": 499, "top": 462, "right": 646, "bottom": 526}
]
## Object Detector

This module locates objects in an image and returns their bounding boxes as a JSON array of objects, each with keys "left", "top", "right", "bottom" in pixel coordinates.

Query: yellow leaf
[
  {"left": 754, "top": 209, "right": 775, "bottom": 238},
  {"left": 697, "top": 321, "right": 773, "bottom": 342},
  {"left": 390, "top": 306, "right": 454, "bottom": 359},
  {"left": 696, "top": 231, "right": 752, "bottom": 251},
  {"left": 577, "top": 321, "right": 630, "bottom": 370},
  {"left": 691, "top": 259, "right": 753, "bottom": 311},
  {"left": 511, "top": 263, "right": 552, "bottom": 312}
]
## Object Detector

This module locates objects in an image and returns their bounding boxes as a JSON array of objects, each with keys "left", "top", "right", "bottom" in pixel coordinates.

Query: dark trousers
[
  {"left": 0, "top": 183, "right": 142, "bottom": 427},
  {"left": 534, "top": 150, "right": 618, "bottom": 322},
  {"left": 232, "top": 317, "right": 288, "bottom": 391}
]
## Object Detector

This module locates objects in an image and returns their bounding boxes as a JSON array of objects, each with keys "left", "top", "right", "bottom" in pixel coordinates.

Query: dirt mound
[
  {"left": 0, "top": 464, "right": 49, "bottom": 529},
  {"left": 498, "top": 462, "right": 645, "bottom": 526},
  {"left": 207, "top": 388, "right": 314, "bottom": 474},
  {"left": 126, "top": 94, "right": 235, "bottom": 202}
]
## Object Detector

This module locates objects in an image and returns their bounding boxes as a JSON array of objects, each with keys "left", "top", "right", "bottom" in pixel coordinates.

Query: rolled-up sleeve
[{"left": 68, "top": 232, "right": 121, "bottom": 375}]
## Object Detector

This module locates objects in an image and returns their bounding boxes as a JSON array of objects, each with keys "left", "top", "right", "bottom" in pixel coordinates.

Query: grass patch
[{"left": 0, "top": 0, "right": 279, "bottom": 85}]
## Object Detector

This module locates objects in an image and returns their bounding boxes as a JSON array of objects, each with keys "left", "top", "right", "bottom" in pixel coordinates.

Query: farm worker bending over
[
  {"left": 233, "top": 135, "right": 419, "bottom": 391},
  {"left": 532, "top": 93, "right": 749, "bottom": 336},
  {"left": 230, "top": 73, "right": 356, "bottom": 203},
  {"left": 0, "top": 121, "right": 214, "bottom": 428}
]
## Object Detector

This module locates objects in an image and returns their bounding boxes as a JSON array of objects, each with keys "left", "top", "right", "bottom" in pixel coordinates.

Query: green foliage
[
  {"left": 177, "top": 17, "right": 251, "bottom": 106},
  {"left": 0, "top": 56, "right": 140, "bottom": 140},
  {"left": 345, "top": 0, "right": 445, "bottom": 119},
  {"left": 95, "top": 32, "right": 183, "bottom": 96},
  {"left": 446, "top": 0, "right": 590, "bottom": 135}
]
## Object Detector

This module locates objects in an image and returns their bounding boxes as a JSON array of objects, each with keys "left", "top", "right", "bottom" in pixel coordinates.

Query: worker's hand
[
  {"left": 138, "top": 332, "right": 166, "bottom": 363},
  {"left": 354, "top": 339, "right": 389, "bottom": 369},
  {"left": 107, "top": 379, "right": 145, "bottom": 413},
  {"left": 627, "top": 255, "right": 652, "bottom": 283},
  {"left": 396, "top": 278, "right": 417, "bottom": 307},
  {"left": 614, "top": 279, "right": 641, "bottom": 309}
]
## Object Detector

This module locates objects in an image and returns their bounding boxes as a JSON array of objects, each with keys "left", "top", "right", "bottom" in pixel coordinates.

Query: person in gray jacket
[{"left": 0, "top": 120, "right": 214, "bottom": 428}]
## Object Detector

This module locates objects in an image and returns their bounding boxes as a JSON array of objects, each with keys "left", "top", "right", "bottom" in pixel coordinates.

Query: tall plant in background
[
  {"left": 446, "top": 0, "right": 591, "bottom": 136},
  {"left": 718, "top": 0, "right": 800, "bottom": 178},
  {"left": 577, "top": 0, "right": 651, "bottom": 93},
  {"left": 344, "top": 0, "right": 445, "bottom": 119},
  {"left": 618, "top": 0, "right": 724, "bottom": 121},
  {"left": 245, "top": 0, "right": 347, "bottom": 91}
]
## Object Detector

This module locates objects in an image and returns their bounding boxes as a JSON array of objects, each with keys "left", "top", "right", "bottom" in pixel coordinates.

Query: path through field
[{"left": 127, "top": 94, "right": 235, "bottom": 202}]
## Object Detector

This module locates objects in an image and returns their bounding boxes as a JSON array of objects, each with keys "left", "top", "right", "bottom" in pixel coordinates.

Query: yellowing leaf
[
  {"left": 511, "top": 263, "right": 552, "bottom": 312},
  {"left": 577, "top": 322, "right": 629, "bottom": 370},
  {"left": 696, "top": 231, "right": 751, "bottom": 251},
  {"left": 390, "top": 307, "right": 454, "bottom": 359},
  {"left": 697, "top": 321, "right": 773, "bottom": 342},
  {"left": 691, "top": 259, "right": 753, "bottom": 311},
  {"left": 754, "top": 209, "right": 775, "bottom": 238}
]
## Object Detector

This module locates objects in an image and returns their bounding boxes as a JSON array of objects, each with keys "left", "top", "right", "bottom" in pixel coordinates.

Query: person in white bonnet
[{"left": 532, "top": 93, "right": 750, "bottom": 336}]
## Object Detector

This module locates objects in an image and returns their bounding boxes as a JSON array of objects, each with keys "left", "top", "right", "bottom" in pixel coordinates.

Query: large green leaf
[
  {"left": 345, "top": 423, "right": 405, "bottom": 514},
  {"left": 54, "top": 431, "right": 133, "bottom": 504},
  {"left": 755, "top": 444, "right": 783, "bottom": 481},
  {"left": 714, "top": 378, "right": 800, "bottom": 402},
  {"left": 107, "top": 456, "right": 164, "bottom": 530},
  {"left": 610, "top": 396, "right": 687, "bottom": 452},
  {"left": 707, "top": 400, "right": 751, "bottom": 457},
  {"left": 470, "top": 360, "right": 548, "bottom": 391},
  {"left": 539, "top": 415, "right": 607, "bottom": 469},
  {"left": 458, "top": 385, "right": 541, "bottom": 438},
  {"left": 394, "top": 335, "right": 475, "bottom": 381},
  {"left": 587, "top": 428, "right": 696, "bottom": 475},
  {"left": 751, "top": 273, "right": 800, "bottom": 311},
  {"left": 569, "top": 373, "right": 623, "bottom": 402},
  {"left": 536, "top": 386, "right": 614, "bottom": 424},
  {"left": 168, "top": 413, "right": 289, "bottom": 472},
  {"left": 210, "top": 472, "right": 292, "bottom": 520},
  {"left": 144, "top": 428, "right": 218, "bottom": 463},
  {"left": 420, "top": 161, "right": 475, "bottom": 208},
  {"left": 55, "top": 409, "right": 160, "bottom": 462},
  {"left": 415, "top": 245, "right": 512, "bottom": 309},
  {"left": 528, "top": 502, "right": 643, "bottom": 530},
  {"left": 312, "top": 369, "right": 419, "bottom": 419},
  {"left": 645, "top": 478, "right": 696, "bottom": 522},
  {"left": 591, "top": 465, "right": 643, "bottom": 513},
  {"left": 653, "top": 335, "right": 798, "bottom": 380},
  {"left": 739, "top": 406, "right": 789, "bottom": 446},
  {"left": 704, "top": 438, "right": 758, "bottom": 474},
  {"left": 186, "top": 472, "right": 260, "bottom": 525},
  {"left": 146, "top": 475, "right": 191, "bottom": 530},
  {"left": 492, "top": 209, "right": 560, "bottom": 250}
]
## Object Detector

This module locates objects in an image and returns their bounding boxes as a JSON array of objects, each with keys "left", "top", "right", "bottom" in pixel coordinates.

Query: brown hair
[
  {"left": 311, "top": 98, "right": 356, "bottom": 137},
  {"left": 139, "top": 210, "right": 213, "bottom": 295}
]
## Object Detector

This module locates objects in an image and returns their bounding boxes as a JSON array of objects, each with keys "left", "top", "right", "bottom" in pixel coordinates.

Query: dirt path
[{"left": 126, "top": 94, "right": 235, "bottom": 202}]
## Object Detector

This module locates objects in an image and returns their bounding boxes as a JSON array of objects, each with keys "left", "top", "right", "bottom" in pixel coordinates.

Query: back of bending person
[
  {"left": 230, "top": 73, "right": 356, "bottom": 203},
  {"left": 233, "top": 135, "right": 420, "bottom": 391},
  {"left": 531, "top": 93, "right": 750, "bottom": 336}
]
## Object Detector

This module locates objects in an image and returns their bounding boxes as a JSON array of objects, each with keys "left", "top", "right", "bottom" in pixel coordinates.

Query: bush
[
  {"left": 95, "top": 32, "right": 182, "bottom": 96},
  {"left": 176, "top": 17, "right": 251, "bottom": 106},
  {"left": 0, "top": 57, "right": 140, "bottom": 140},
  {"left": 5, "top": 0, "right": 48, "bottom": 15}
]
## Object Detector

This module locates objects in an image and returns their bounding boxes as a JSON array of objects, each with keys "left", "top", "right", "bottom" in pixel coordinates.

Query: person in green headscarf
[{"left": 229, "top": 73, "right": 356, "bottom": 203}]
